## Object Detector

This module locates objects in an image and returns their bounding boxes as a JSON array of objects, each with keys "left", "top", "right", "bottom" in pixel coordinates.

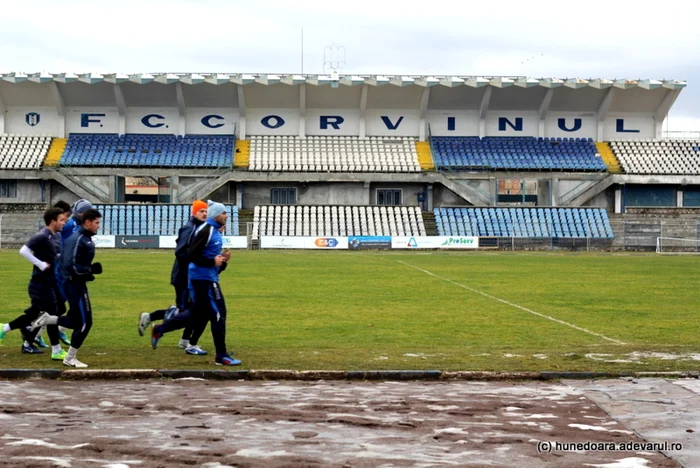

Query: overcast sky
[{"left": 2, "top": 0, "right": 699, "bottom": 132}]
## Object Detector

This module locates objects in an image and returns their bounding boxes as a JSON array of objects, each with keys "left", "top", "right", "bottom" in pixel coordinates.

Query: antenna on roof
[{"left": 323, "top": 43, "right": 346, "bottom": 88}]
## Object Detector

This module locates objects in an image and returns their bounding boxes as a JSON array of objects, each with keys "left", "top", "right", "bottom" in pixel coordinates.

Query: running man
[
  {"left": 0, "top": 207, "right": 67, "bottom": 360},
  {"left": 32, "top": 208, "right": 103, "bottom": 368},
  {"left": 151, "top": 200, "right": 240, "bottom": 366},
  {"left": 138, "top": 200, "right": 208, "bottom": 353}
]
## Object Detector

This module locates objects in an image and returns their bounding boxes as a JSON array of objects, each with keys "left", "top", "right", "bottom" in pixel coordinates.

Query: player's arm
[
  {"left": 19, "top": 234, "right": 50, "bottom": 271},
  {"left": 72, "top": 236, "right": 96, "bottom": 280}
]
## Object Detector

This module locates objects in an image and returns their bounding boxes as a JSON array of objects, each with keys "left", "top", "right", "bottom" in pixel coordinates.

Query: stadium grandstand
[{"left": 0, "top": 72, "right": 697, "bottom": 250}]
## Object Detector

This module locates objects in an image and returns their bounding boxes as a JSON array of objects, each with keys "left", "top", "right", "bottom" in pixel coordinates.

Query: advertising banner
[
  {"left": 391, "top": 236, "right": 479, "bottom": 249},
  {"left": 93, "top": 235, "right": 116, "bottom": 248},
  {"left": 116, "top": 235, "right": 160, "bottom": 249},
  {"left": 221, "top": 236, "right": 249, "bottom": 249},
  {"left": 392, "top": 236, "right": 479, "bottom": 249},
  {"left": 260, "top": 237, "right": 348, "bottom": 249},
  {"left": 348, "top": 236, "right": 392, "bottom": 250},
  {"left": 159, "top": 236, "right": 248, "bottom": 249},
  {"left": 159, "top": 236, "right": 178, "bottom": 248},
  {"left": 436, "top": 236, "right": 479, "bottom": 249}
]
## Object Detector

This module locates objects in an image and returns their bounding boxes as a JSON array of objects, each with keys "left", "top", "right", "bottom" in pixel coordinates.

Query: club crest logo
[{"left": 25, "top": 112, "right": 41, "bottom": 127}]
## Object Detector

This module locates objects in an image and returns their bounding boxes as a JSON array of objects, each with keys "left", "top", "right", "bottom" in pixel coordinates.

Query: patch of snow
[{"left": 569, "top": 424, "right": 633, "bottom": 434}]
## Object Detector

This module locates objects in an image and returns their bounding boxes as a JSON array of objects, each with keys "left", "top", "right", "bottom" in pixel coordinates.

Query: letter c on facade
[
  {"left": 142, "top": 114, "right": 165, "bottom": 128},
  {"left": 202, "top": 115, "right": 225, "bottom": 129}
]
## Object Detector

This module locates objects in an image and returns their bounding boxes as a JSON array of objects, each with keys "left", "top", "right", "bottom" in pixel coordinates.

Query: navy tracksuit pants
[
  {"left": 148, "top": 282, "right": 193, "bottom": 340},
  {"left": 9, "top": 280, "right": 64, "bottom": 346},
  {"left": 159, "top": 280, "right": 228, "bottom": 357},
  {"left": 57, "top": 281, "right": 93, "bottom": 349}
]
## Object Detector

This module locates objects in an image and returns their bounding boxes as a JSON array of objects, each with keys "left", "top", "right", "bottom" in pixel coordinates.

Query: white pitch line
[{"left": 397, "top": 261, "right": 626, "bottom": 345}]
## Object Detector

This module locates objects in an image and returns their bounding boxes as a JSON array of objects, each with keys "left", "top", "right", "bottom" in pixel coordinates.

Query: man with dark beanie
[
  {"left": 138, "top": 200, "right": 208, "bottom": 354},
  {"left": 32, "top": 208, "right": 103, "bottom": 368},
  {"left": 151, "top": 200, "right": 240, "bottom": 366}
]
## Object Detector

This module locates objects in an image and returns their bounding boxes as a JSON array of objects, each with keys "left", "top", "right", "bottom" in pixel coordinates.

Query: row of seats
[
  {"left": 609, "top": 140, "right": 700, "bottom": 175},
  {"left": 431, "top": 136, "right": 608, "bottom": 172},
  {"left": 435, "top": 207, "right": 614, "bottom": 238},
  {"left": 93, "top": 204, "right": 240, "bottom": 236},
  {"left": 248, "top": 136, "right": 422, "bottom": 172},
  {"left": 252, "top": 205, "right": 426, "bottom": 238},
  {"left": 60, "top": 134, "right": 234, "bottom": 168},
  {"left": 0, "top": 135, "right": 53, "bottom": 170}
]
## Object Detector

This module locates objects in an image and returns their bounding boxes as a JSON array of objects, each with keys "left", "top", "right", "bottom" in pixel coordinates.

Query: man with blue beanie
[{"left": 151, "top": 200, "right": 240, "bottom": 366}]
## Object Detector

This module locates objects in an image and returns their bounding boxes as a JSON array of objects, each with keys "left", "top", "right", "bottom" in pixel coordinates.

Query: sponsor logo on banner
[
  {"left": 260, "top": 237, "right": 347, "bottom": 249},
  {"left": 260, "top": 237, "right": 303, "bottom": 249},
  {"left": 348, "top": 236, "right": 392, "bottom": 250},
  {"left": 221, "top": 236, "right": 248, "bottom": 249},
  {"left": 116, "top": 235, "right": 160, "bottom": 249},
  {"left": 441, "top": 237, "right": 477, "bottom": 247},
  {"left": 314, "top": 238, "right": 339, "bottom": 248},
  {"left": 92, "top": 235, "right": 115, "bottom": 248},
  {"left": 391, "top": 236, "right": 479, "bottom": 249}
]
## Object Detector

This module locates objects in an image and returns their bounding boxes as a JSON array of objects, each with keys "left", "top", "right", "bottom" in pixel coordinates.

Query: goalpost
[{"left": 656, "top": 236, "right": 700, "bottom": 254}]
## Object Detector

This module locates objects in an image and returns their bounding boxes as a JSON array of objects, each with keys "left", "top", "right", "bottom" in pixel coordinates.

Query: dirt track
[{"left": 0, "top": 379, "right": 692, "bottom": 467}]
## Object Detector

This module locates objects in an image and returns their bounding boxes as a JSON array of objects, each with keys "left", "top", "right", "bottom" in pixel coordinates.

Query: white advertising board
[
  {"left": 392, "top": 236, "right": 479, "bottom": 249},
  {"left": 159, "top": 236, "right": 247, "bottom": 249},
  {"left": 93, "top": 235, "right": 116, "bottom": 248},
  {"left": 260, "top": 236, "right": 349, "bottom": 249}
]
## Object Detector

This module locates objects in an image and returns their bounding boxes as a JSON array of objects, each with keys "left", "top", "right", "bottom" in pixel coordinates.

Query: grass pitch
[{"left": 0, "top": 249, "right": 699, "bottom": 372}]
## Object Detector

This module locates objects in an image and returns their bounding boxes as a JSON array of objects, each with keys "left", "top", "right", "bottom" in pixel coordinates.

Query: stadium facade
[{"left": 0, "top": 72, "right": 697, "bottom": 249}]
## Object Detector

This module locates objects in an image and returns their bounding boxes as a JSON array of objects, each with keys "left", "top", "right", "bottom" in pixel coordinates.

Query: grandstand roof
[{"left": 0, "top": 73, "right": 687, "bottom": 90}]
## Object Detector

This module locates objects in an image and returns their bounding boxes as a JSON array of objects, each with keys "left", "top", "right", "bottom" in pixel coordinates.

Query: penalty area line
[{"left": 397, "top": 260, "right": 626, "bottom": 345}]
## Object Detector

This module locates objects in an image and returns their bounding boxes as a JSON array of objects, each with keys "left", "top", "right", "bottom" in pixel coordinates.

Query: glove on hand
[{"left": 90, "top": 262, "right": 103, "bottom": 275}]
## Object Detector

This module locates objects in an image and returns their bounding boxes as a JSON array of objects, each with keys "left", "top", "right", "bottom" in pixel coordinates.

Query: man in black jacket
[
  {"left": 0, "top": 207, "right": 66, "bottom": 357},
  {"left": 137, "top": 201, "right": 208, "bottom": 353},
  {"left": 32, "top": 209, "right": 103, "bottom": 368}
]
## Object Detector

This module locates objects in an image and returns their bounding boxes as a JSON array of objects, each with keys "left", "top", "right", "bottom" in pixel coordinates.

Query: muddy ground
[{"left": 1, "top": 378, "right": 697, "bottom": 467}]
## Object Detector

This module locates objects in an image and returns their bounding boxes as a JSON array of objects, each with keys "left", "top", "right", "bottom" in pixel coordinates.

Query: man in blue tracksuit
[
  {"left": 152, "top": 200, "right": 240, "bottom": 366},
  {"left": 138, "top": 200, "right": 207, "bottom": 353},
  {"left": 33, "top": 208, "right": 103, "bottom": 368},
  {"left": 50, "top": 199, "right": 93, "bottom": 347}
]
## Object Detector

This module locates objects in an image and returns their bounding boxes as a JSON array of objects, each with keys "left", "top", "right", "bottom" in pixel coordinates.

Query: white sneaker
[
  {"left": 178, "top": 339, "right": 190, "bottom": 349},
  {"left": 62, "top": 357, "right": 88, "bottom": 368},
  {"left": 138, "top": 313, "right": 151, "bottom": 336},
  {"left": 30, "top": 312, "right": 51, "bottom": 331}
]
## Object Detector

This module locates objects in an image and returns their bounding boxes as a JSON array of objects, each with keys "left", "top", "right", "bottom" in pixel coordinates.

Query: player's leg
[
  {"left": 209, "top": 282, "right": 239, "bottom": 365},
  {"left": 62, "top": 283, "right": 92, "bottom": 368}
]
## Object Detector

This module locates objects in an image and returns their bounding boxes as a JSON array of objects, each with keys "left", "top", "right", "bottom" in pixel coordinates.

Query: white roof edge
[{"left": 0, "top": 72, "right": 687, "bottom": 89}]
